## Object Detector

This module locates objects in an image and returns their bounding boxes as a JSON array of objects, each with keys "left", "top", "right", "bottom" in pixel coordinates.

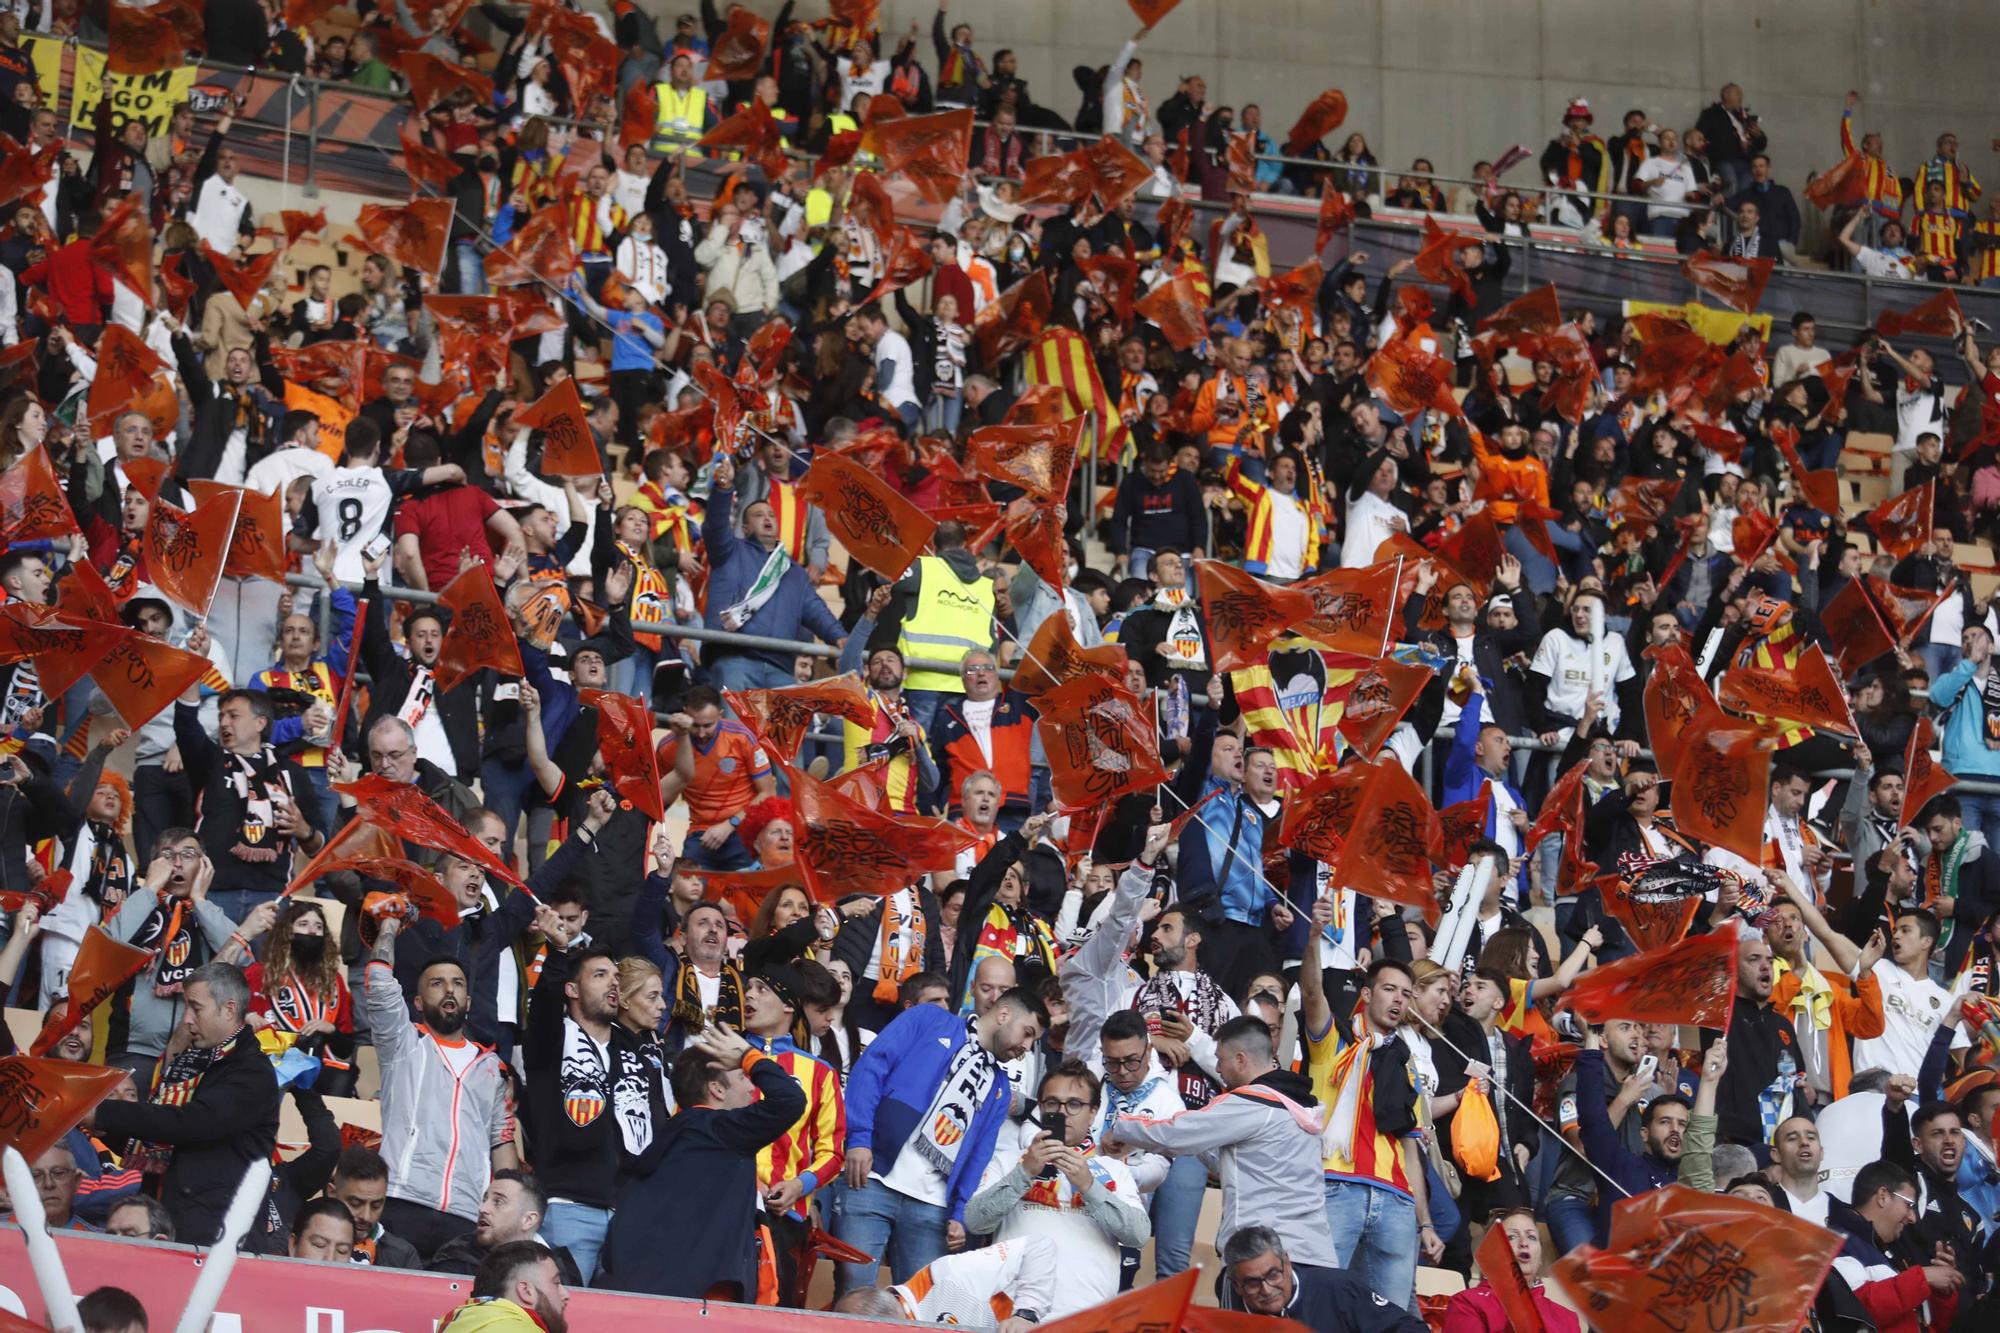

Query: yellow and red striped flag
[{"left": 1025, "top": 327, "right": 1128, "bottom": 466}]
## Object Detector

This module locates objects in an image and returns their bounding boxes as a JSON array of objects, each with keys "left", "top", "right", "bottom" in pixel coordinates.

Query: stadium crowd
[{"left": 6, "top": 3, "right": 2000, "bottom": 1333}]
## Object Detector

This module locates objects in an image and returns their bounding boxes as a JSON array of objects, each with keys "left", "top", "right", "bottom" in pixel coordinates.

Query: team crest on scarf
[
  {"left": 565, "top": 1091, "right": 606, "bottom": 1127},
  {"left": 242, "top": 817, "right": 267, "bottom": 846},
  {"left": 929, "top": 1110, "right": 966, "bottom": 1148}
]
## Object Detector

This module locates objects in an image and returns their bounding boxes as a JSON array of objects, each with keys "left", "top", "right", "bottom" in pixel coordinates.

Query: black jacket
[
  {"left": 171, "top": 330, "right": 282, "bottom": 487},
  {"left": 359, "top": 577, "right": 482, "bottom": 781},
  {"left": 93, "top": 1027, "right": 280, "bottom": 1244},
  {"left": 596, "top": 1053, "right": 806, "bottom": 1298},
  {"left": 172, "top": 703, "right": 324, "bottom": 901},
  {"left": 1407, "top": 589, "right": 1543, "bottom": 740},
  {"left": 430, "top": 1231, "right": 584, "bottom": 1285},
  {"left": 1287, "top": 1264, "right": 1431, "bottom": 1331}
]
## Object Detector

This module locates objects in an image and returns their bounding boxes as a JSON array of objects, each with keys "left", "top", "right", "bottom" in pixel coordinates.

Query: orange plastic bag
[{"left": 1452, "top": 1081, "right": 1503, "bottom": 1182}]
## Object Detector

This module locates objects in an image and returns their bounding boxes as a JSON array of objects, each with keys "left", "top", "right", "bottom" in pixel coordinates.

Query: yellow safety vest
[
  {"left": 653, "top": 84, "right": 708, "bottom": 156},
  {"left": 898, "top": 555, "right": 995, "bottom": 693}
]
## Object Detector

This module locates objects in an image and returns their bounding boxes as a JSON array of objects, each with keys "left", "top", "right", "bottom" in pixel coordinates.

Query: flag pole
[
  {"left": 327, "top": 598, "right": 368, "bottom": 753},
  {"left": 2, "top": 1145, "right": 82, "bottom": 1333}
]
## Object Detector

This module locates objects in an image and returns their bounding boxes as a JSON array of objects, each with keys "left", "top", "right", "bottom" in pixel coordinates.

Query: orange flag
[
  {"left": 1875, "top": 289, "right": 1963, "bottom": 339},
  {"left": 845, "top": 170, "right": 899, "bottom": 251},
  {"left": 1366, "top": 335, "right": 1461, "bottom": 419},
  {"left": 279, "top": 207, "right": 327, "bottom": 247},
  {"left": 0, "top": 446, "right": 79, "bottom": 543},
  {"left": 434, "top": 563, "right": 524, "bottom": 693},
  {"left": 355, "top": 199, "right": 455, "bottom": 279},
  {"left": 619, "top": 78, "right": 660, "bottom": 153},
  {"left": 1330, "top": 757, "right": 1445, "bottom": 922},
  {"left": 1439, "top": 786, "right": 1494, "bottom": 870},
  {"left": 1156, "top": 197, "right": 1195, "bottom": 257},
  {"left": 515, "top": 375, "right": 602, "bottom": 476},
  {"left": 1314, "top": 180, "right": 1357, "bottom": 255},
  {"left": 1225, "top": 131, "right": 1259, "bottom": 195},
  {"left": 1277, "top": 764, "right": 1369, "bottom": 863},
  {"left": 1526, "top": 758, "right": 1591, "bottom": 854},
  {"left": 967, "top": 419, "right": 1082, "bottom": 502},
  {"left": 1598, "top": 869, "right": 1703, "bottom": 953},
  {"left": 86, "top": 630, "right": 214, "bottom": 730},
  {"left": 814, "top": 129, "right": 863, "bottom": 179},
  {"left": 286, "top": 817, "right": 401, "bottom": 894},
  {"left": 0, "top": 132, "right": 58, "bottom": 206},
  {"left": 1195, "top": 559, "right": 1317, "bottom": 672},
  {"left": 1670, "top": 723, "right": 1779, "bottom": 864},
  {"left": 704, "top": 3, "right": 771, "bottom": 80},
  {"left": 30, "top": 927, "right": 153, "bottom": 1058},
  {"left": 1134, "top": 271, "right": 1209, "bottom": 351},
  {"left": 1478, "top": 284, "right": 1562, "bottom": 341},
  {"left": 786, "top": 761, "right": 982, "bottom": 899},
  {"left": 725, "top": 673, "right": 876, "bottom": 762},
  {"left": 1077, "top": 137, "right": 1154, "bottom": 211},
  {"left": 1805, "top": 153, "right": 1871, "bottom": 209},
  {"left": 691, "top": 863, "right": 809, "bottom": 922},
  {"left": 1261, "top": 258, "right": 1324, "bottom": 320},
  {"left": 1902, "top": 716, "right": 1957, "bottom": 829},
  {"left": 91, "top": 193, "right": 154, "bottom": 299},
  {"left": 398, "top": 119, "right": 463, "bottom": 192},
  {"left": 1765, "top": 423, "right": 1841, "bottom": 516},
  {"left": 1413, "top": 215, "right": 1477, "bottom": 304},
  {"left": 200, "top": 242, "right": 279, "bottom": 309},
  {"left": 1474, "top": 1218, "right": 1549, "bottom": 1333},
  {"left": 1681, "top": 250, "right": 1775, "bottom": 314},
  {"left": 699, "top": 99, "right": 791, "bottom": 181},
  {"left": 1035, "top": 676, "right": 1167, "bottom": 809},
  {"left": 1730, "top": 508, "right": 1786, "bottom": 571},
  {"left": 336, "top": 773, "right": 529, "bottom": 890},
  {"left": 1606, "top": 477, "right": 1685, "bottom": 537},
  {"left": 1285, "top": 88, "right": 1347, "bottom": 154},
  {"left": 1866, "top": 481, "right": 1934, "bottom": 559},
  {"left": 1010, "top": 612, "right": 1127, "bottom": 698},
  {"left": 1641, "top": 642, "right": 1715, "bottom": 781},
  {"left": 797, "top": 453, "right": 937, "bottom": 580},
  {"left": 1870, "top": 576, "right": 1956, "bottom": 650},
  {"left": 579, "top": 689, "right": 664, "bottom": 822},
  {"left": 484, "top": 201, "right": 580, "bottom": 287},
  {"left": 972, "top": 271, "right": 1054, "bottom": 367},
  {"left": 398, "top": 50, "right": 495, "bottom": 111},
  {"left": 1817, "top": 358, "right": 1861, "bottom": 427},
  {"left": 1334, "top": 656, "right": 1429, "bottom": 757},
  {"left": 0, "top": 1056, "right": 129, "bottom": 1161},
  {"left": 338, "top": 858, "right": 463, "bottom": 928},
  {"left": 863, "top": 225, "right": 935, "bottom": 306},
  {"left": 1717, "top": 643, "right": 1857, "bottom": 736},
  {"left": 107, "top": 0, "right": 203, "bottom": 75},
  {"left": 189, "top": 480, "right": 288, "bottom": 583},
  {"left": 144, "top": 488, "right": 242, "bottom": 619},
  {"left": 1007, "top": 495, "right": 1068, "bottom": 592},
  {"left": 1560, "top": 928, "right": 1739, "bottom": 1027},
  {"left": 1293, "top": 562, "right": 1400, "bottom": 657},
  {"left": 1127, "top": 0, "right": 1184, "bottom": 27},
  {"left": 872, "top": 108, "right": 974, "bottom": 205},
  {"left": 1551, "top": 1185, "right": 1841, "bottom": 1333},
  {"left": 1077, "top": 253, "right": 1139, "bottom": 322},
  {"left": 1818, "top": 577, "right": 1898, "bottom": 676},
  {"left": 1042, "top": 1265, "right": 1197, "bottom": 1333},
  {"left": 84, "top": 324, "right": 170, "bottom": 430}
]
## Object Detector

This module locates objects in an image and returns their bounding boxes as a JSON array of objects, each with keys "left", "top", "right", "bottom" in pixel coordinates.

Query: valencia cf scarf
[{"left": 132, "top": 894, "right": 208, "bottom": 996}]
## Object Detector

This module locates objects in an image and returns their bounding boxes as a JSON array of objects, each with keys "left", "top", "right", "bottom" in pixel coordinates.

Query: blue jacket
[
  {"left": 1574, "top": 1048, "right": 1678, "bottom": 1242},
  {"left": 1931, "top": 659, "right": 2000, "bottom": 778},
  {"left": 844, "top": 1004, "right": 1012, "bottom": 1224},
  {"left": 702, "top": 481, "right": 846, "bottom": 668},
  {"left": 1444, "top": 692, "right": 1530, "bottom": 899}
]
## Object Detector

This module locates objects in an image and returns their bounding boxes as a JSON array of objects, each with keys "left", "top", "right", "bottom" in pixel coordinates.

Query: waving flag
[
  {"left": 968, "top": 418, "right": 1082, "bottom": 502},
  {"left": 1901, "top": 716, "right": 1957, "bottom": 829},
  {"left": 0, "top": 447, "right": 78, "bottom": 544},
  {"left": 1718, "top": 643, "right": 1857, "bottom": 736},
  {"left": 1036, "top": 677, "right": 1167, "bottom": 809},
  {"left": 1874, "top": 289, "right": 1963, "bottom": 339},
  {"left": 1134, "top": 271, "right": 1210, "bottom": 351},
  {"left": 1329, "top": 757, "right": 1445, "bottom": 922},
  {"left": 799, "top": 453, "right": 937, "bottom": 580},
  {"left": 30, "top": 927, "right": 152, "bottom": 1058},
  {"left": 1285, "top": 87, "right": 1347, "bottom": 153},
  {"left": 1560, "top": 928, "right": 1739, "bottom": 1027},
  {"left": 434, "top": 563, "right": 524, "bottom": 693},
  {"left": 0, "top": 1057, "right": 129, "bottom": 1160},
  {"left": 786, "top": 763, "right": 982, "bottom": 899},
  {"left": 580, "top": 690, "right": 665, "bottom": 822},
  {"left": 1195, "top": 560, "right": 1317, "bottom": 673},
  {"left": 726, "top": 674, "right": 874, "bottom": 764},
  {"left": 515, "top": 375, "right": 602, "bottom": 477},
  {"left": 1314, "top": 181, "right": 1357, "bottom": 255},
  {"left": 871, "top": 108, "right": 974, "bottom": 204},
  {"left": 1865, "top": 481, "right": 1934, "bottom": 560},
  {"left": 1011, "top": 613, "right": 1127, "bottom": 699},
  {"left": 335, "top": 774, "right": 527, "bottom": 890},
  {"left": 1669, "top": 723, "right": 1780, "bottom": 863},
  {"left": 1681, "top": 250, "right": 1775, "bottom": 314},
  {"left": 143, "top": 489, "right": 242, "bottom": 620}
]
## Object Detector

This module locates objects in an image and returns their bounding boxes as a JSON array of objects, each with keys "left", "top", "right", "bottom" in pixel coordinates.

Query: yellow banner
[
  {"left": 24, "top": 35, "right": 198, "bottom": 140},
  {"left": 1622, "top": 298, "right": 1774, "bottom": 345}
]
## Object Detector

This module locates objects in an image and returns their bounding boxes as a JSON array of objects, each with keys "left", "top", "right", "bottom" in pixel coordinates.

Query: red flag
[
  {"left": 59, "top": 556, "right": 123, "bottom": 624},
  {"left": 84, "top": 630, "right": 213, "bottom": 730},
  {"left": 1605, "top": 477, "right": 1685, "bottom": 537},
  {"left": 1526, "top": 759, "right": 1591, "bottom": 855},
  {"left": 1078, "top": 253, "right": 1139, "bottom": 322},
  {"left": 1875, "top": 289, "right": 1963, "bottom": 339},
  {"left": 1474, "top": 1218, "right": 1549, "bottom": 1333},
  {"left": 1277, "top": 765, "right": 1369, "bottom": 864},
  {"left": 1330, "top": 758, "right": 1445, "bottom": 923},
  {"left": 1292, "top": 563, "right": 1399, "bottom": 657},
  {"left": 1641, "top": 643, "right": 1715, "bottom": 782},
  {"left": 1195, "top": 559, "right": 1317, "bottom": 672},
  {"left": 397, "top": 120, "right": 463, "bottom": 192},
  {"left": 725, "top": 674, "right": 875, "bottom": 762},
  {"left": 1156, "top": 197, "right": 1195, "bottom": 258},
  {"left": 862, "top": 225, "right": 935, "bottom": 306},
  {"left": 972, "top": 271, "right": 1054, "bottom": 367},
  {"left": 966, "top": 419, "right": 1082, "bottom": 502},
  {"left": 434, "top": 563, "right": 524, "bottom": 693},
  {"left": 1478, "top": 284, "right": 1562, "bottom": 341},
  {"left": 1134, "top": 271, "right": 1209, "bottom": 351},
  {"left": 1717, "top": 643, "right": 1857, "bottom": 736},
  {"left": 1127, "top": 0, "right": 1184, "bottom": 27},
  {"left": 1261, "top": 258, "right": 1324, "bottom": 320},
  {"left": 0, "top": 447, "right": 79, "bottom": 543},
  {"left": 704, "top": 3, "right": 771, "bottom": 80},
  {"left": 0, "top": 1056, "right": 129, "bottom": 1161},
  {"left": 1285, "top": 88, "right": 1347, "bottom": 154},
  {"left": 286, "top": 817, "right": 401, "bottom": 894},
  {"left": 1805, "top": 154, "right": 1871, "bottom": 210},
  {"left": 144, "top": 489, "right": 242, "bottom": 619},
  {"left": 0, "top": 132, "right": 59, "bottom": 207},
  {"left": 579, "top": 690, "right": 664, "bottom": 822},
  {"left": 813, "top": 129, "right": 863, "bottom": 179},
  {"left": 1314, "top": 181, "right": 1357, "bottom": 256},
  {"left": 1869, "top": 575, "right": 1956, "bottom": 650},
  {"left": 698, "top": 99, "right": 791, "bottom": 182},
  {"left": 514, "top": 375, "right": 601, "bottom": 476},
  {"left": 844, "top": 170, "right": 899, "bottom": 252},
  {"left": 1225, "top": 131, "right": 1259, "bottom": 195},
  {"left": 1076, "top": 137, "right": 1155, "bottom": 212},
  {"left": 279, "top": 207, "right": 327, "bottom": 247},
  {"left": 1035, "top": 676, "right": 1168, "bottom": 809},
  {"left": 1671, "top": 723, "right": 1779, "bottom": 864},
  {"left": 354, "top": 200, "right": 455, "bottom": 279},
  {"left": 1767, "top": 423, "right": 1840, "bottom": 516},
  {"left": 1866, "top": 481, "right": 1934, "bottom": 560},
  {"left": 30, "top": 927, "right": 154, "bottom": 1058},
  {"left": 336, "top": 773, "right": 528, "bottom": 890},
  {"left": 1901, "top": 716, "right": 1957, "bottom": 829},
  {"left": 1551, "top": 1185, "right": 1841, "bottom": 1333},
  {"left": 483, "top": 202, "right": 580, "bottom": 288},
  {"left": 1730, "top": 508, "right": 1786, "bottom": 570},
  {"left": 786, "top": 762, "right": 982, "bottom": 899},
  {"left": 84, "top": 323, "right": 171, "bottom": 432},
  {"left": 797, "top": 452, "right": 937, "bottom": 580},
  {"left": 1010, "top": 613, "right": 1127, "bottom": 699},
  {"left": 1817, "top": 358, "right": 1861, "bottom": 427},
  {"left": 871, "top": 109, "right": 976, "bottom": 205},
  {"left": 1006, "top": 495, "right": 1068, "bottom": 591},
  {"left": 1366, "top": 335, "right": 1462, "bottom": 419},
  {"left": 619, "top": 78, "right": 660, "bottom": 154},
  {"left": 1681, "top": 250, "right": 1775, "bottom": 314},
  {"left": 91, "top": 193, "right": 153, "bottom": 300},
  {"left": 200, "top": 242, "right": 279, "bottom": 309},
  {"left": 189, "top": 480, "right": 288, "bottom": 584},
  {"left": 1334, "top": 657, "right": 1429, "bottom": 757},
  {"left": 1560, "top": 928, "right": 1740, "bottom": 1027}
]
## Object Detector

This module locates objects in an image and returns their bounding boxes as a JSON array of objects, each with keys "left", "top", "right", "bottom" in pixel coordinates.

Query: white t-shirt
[
  {"left": 1529, "top": 629, "right": 1636, "bottom": 730},
  {"left": 1339, "top": 490, "right": 1404, "bottom": 568},
  {"left": 1634, "top": 156, "right": 1697, "bottom": 217},
  {"left": 1438, "top": 632, "right": 1477, "bottom": 728},
  {"left": 874, "top": 329, "right": 919, "bottom": 411},
  {"left": 878, "top": 1053, "right": 999, "bottom": 1207},
  {"left": 312, "top": 465, "right": 400, "bottom": 583},
  {"left": 1783, "top": 1185, "right": 1831, "bottom": 1228},
  {"left": 974, "top": 1147, "right": 1141, "bottom": 1317},
  {"left": 1264, "top": 491, "right": 1309, "bottom": 580},
  {"left": 1895, "top": 379, "right": 1947, "bottom": 454},
  {"left": 1850, "top": 958, "right": 1970, "bottom": 1080},
  {"left": 1854, "top": 246, "right": 1921, "bottom": 281},
  {"left": 245, "top": 445, "right": 332, "bottom": 499}
]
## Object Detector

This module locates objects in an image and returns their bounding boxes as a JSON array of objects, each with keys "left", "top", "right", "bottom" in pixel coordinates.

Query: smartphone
[
  {"left": 362, "top": 534, "right": 392, "bottom": 565},
  {"left": 1036, "top": 1112, "right": 1067, "bottom": 1179},
  {"left": 1636, "top": 1054, "right": 1660, "bottom": 1084}
]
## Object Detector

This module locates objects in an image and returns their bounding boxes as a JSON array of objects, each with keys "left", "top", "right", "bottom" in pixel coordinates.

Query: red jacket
[
  {"left": 22, "top": 238, "right": 114, "bottom": 326},
  {"left": 1442, "top": 1282, "right": 1582, "bottom": 1333}
]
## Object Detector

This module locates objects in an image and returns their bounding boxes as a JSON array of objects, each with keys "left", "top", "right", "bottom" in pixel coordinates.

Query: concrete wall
[{"left": 849, "top": 0, "right": 1997, "bottom": 201}]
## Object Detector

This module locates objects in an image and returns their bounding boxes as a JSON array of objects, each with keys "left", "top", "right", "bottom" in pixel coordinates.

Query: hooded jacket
[
  {"left": 1111, "top": 1068, "right": 1339, "bottom": 1270},
  {"left": 1829, "top": 1205, "right": 1959, "bottom": 1333}
]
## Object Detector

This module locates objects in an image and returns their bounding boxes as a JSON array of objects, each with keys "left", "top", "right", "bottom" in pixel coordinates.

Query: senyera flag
[
  {"left": 579, "top": 689, "right": 665, "bottom": 822},
  {"left": 1559, "top": 927, "right": 1740, "bottom": 1028}
]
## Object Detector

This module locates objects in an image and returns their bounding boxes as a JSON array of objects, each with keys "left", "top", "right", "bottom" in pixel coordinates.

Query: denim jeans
[
  {"left": 1149, "top": 1154, "right": 1209, "bottom": 1277},
  {"left": 1127, "top": 547, "right": 1155, "bottom": 580},
  {"left": 1955, "top": 792, "right": 2000, "bottom": 848},
  {"left": 923, "top": 394, "right": 964, "bottom": 436},
  {"left": 479, "top": 755, "right": 539, "bottom": 854},
  {"left": 710, "top": 652, "right": 800, "bottom": 696},
  {"left": 830, "top": 1181, "right": 948, "bottom": 1292},
  {"left": 1545, "top": 1193, "right": 1599, "bottom": 1256},
  {"left": 682, "top": 827, "right": 755, "bottom": 871},
  {"left": 1323, "top": 1178, "right": 1417, "bottom": 1311},
  {"left": 1920, "top": 642, "right": 1962, "bottom": 684},
  {"left": 614, "top": 646, "right": 658, "bottom": 706},
  {"left": 1503, "top": 522, "right": 1558, "bottom": 595},
  {"left": 454, "top": 240, "right": 487, "bottom": 296},
  {"left": 300, "top": 766, "right": 336, "bottom": 846},
  {"left": 541, "top": 1201, "right": 612, "bottom": 1284},
  {"left": 209, "top": 887, "right": 277, "bottom": 928}
]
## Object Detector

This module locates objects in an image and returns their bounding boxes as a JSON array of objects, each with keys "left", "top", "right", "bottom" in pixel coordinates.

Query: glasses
[
  {"left": 1038, "top": 1098, "right": 1093, "bottom": 1117},
  {"left": 962, "top": 663, "right": 997, "bottom": 675},
  {"left": 370, "top": 746, "right": 413, "bottom": 766},
  {"left": 1101, "top": 1053, "right": 1148, "bottom": 1072},
  {"left": 1230, "top": 1263, "right": 1287, "bottom": 1292},
  {"left": 1891, "top": 1190, "right": 1919, "bottom": 1211},
  {"left": 161, "top": 848, "right": 202, "bottom": 863},
  {"left": 31, "top": 1168, "right": 78, "bottom": 1188}
]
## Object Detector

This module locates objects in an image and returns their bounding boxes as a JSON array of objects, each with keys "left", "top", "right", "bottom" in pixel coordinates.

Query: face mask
[{"left": 291, "top": 933, "right": 327, "bottom": 963}]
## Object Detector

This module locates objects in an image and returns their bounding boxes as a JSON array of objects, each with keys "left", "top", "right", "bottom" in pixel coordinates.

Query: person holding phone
[{"left": 961, "top": 1060, "right": 1150, "bottom": 1318}]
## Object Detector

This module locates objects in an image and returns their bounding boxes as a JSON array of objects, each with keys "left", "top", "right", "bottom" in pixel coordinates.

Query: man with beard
[
  {"left": 658, "top": 900, "right": 744, "bottom": 1052},
  {"left": 1414, "top": 554, "right": 1537, "bottom": 743},
  {"left": 835, "top": 643, "right": 938, "bottom": 815},
  {"left": 438, "top": 1240, "right": 573, "bottom": 1333},
  {"left": 1575, "top": 1022, "right": 1691, "bottom": 1237},
  {"left": 88, "top": 961, "right": 279, "bottom": 1245},
  {"left": 1764, "top": 870, "right": 1887, "bottom": 1108},
  {"left": 369, "top": 911, "right": 522, "bottom": 1259},
  {"left": 359, "top": 566, "right": 480, "bottom": 782},
  {"left": 1840, "top": 749, "right": 1927, "bottom": 882}
]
